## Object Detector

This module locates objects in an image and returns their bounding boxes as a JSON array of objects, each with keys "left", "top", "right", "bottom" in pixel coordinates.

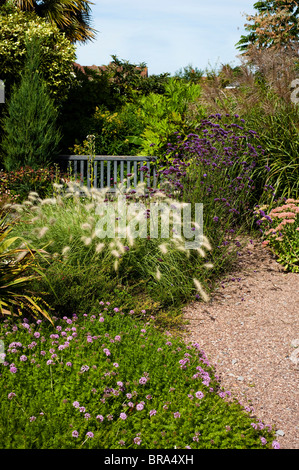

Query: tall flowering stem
[{"left": 87, "top": 135, "right": 96, "bottom": 189}]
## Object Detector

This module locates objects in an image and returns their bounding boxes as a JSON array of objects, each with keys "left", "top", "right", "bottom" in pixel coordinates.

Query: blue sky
[{"left": 75, "top": 1, "right": 257, "bottom": 76}]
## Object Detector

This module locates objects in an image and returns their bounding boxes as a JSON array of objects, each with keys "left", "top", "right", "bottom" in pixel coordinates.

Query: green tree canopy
[
  {"left": 0, "top": 2, "right": 76, "bottom": 103},
  {"left": 236, "top": 1, "right": 299, "bottom": 54},
  {"left": 7, "top": 0, "right": 96, "bottom": 43}
]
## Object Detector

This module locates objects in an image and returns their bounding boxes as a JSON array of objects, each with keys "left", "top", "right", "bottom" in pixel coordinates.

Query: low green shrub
[
  {"left": 71, "top": 104, "right": 145, "bottom": 157},
  {"left": 255, "top": 198, "right": 299, "bottom": 272},
  {"left": 134, "top": 78, "right": 206, "bottom": 160},
  {"left": 0, "top": 211, "right": 54, "bottom": 324},
  {"left": 7, "top": 182, "right": 213, "bottom": 316},
  {"left": 156, "top": 114, "right": 269, "bottom": 280},
  {"left": 0, "top": 307, "right": 278, "bottom": 449},
  {"left": 0, "top": 165, "right": 69, "bottom": 204}
]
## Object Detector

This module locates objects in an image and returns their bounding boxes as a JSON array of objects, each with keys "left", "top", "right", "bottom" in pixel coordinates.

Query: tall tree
[
  {"left": 0, "top": 2, "right": 76, "bottom": 103},
  {"left": 1, "top": 37, "right": 61, "bottom": 171},
  {"left": 11, "top": 0, "right": 96, "bottom": 43},
  {"left": 236, "top": 1, "right": 299, "bottom": 54}
]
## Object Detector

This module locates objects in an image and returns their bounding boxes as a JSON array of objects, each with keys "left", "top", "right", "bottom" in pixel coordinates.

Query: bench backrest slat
[{"left": 56, "top": 155, "right": 158, "bottom": 191}]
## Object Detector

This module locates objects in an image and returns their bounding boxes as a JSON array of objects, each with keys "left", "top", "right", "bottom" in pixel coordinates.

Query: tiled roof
[{"left": 73, "top": 62, "right": 148, "bottom": 77}]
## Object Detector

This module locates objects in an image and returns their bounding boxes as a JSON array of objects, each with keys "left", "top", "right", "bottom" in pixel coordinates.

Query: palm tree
[{"left": 12, "top": 0, "right": 96, "bottom": 43}]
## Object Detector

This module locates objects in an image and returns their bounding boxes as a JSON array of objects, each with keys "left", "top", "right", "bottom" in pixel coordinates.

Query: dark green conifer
[{"left": 1, "top": 37, "right": 61, "bottom": 171}]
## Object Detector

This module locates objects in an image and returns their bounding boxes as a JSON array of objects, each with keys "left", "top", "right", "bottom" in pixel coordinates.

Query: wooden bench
[{"left": 56, "top": 155, "right": 158, "bottom": 193}]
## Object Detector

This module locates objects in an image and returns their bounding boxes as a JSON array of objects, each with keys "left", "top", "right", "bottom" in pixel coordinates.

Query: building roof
[{"left": 73, "top": 62, "right": 148, "bottom": 78}]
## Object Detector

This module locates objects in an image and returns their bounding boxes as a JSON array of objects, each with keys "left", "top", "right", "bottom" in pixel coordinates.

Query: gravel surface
[{"left": 182, "top": 239, "right": 299, "bottom": 449}]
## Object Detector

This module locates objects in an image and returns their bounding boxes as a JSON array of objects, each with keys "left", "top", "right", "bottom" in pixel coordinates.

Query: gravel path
[{"left": 182, "top": 239, "right": 299, "bottom": 449}]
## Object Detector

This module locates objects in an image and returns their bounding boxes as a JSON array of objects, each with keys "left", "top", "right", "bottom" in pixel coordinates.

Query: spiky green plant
[{"left": 0, "top": 211, "right": 54, "bottom": 324}]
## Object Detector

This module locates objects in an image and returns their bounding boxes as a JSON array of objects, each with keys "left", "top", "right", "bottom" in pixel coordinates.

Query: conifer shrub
[{"left": 1, "top": 38, "right": 61, "bottom": 172}]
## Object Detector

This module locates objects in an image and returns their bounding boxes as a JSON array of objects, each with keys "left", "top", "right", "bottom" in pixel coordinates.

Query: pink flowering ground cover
[
  {"left": 255, "top": 198, "right": 299, "bottom": 272},
  {"left": 0, "top": 303, "right": 279, "bottom": 449}
]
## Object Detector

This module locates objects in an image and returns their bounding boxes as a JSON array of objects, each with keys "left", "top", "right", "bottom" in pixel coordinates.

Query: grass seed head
[
  {"left": 159, "top": 243, "right": 168, "bottom": 254},
  {"left": 81, "top": 223, "right": 92, "bottom": 231},
  {"left": 193, "top": 278, "right": 210, "bottom": 302},
  {"left": 37, "top": 227, "right": 49, "bottom": 239},
  {"left": 81, "top": 236, "right": 92, "bottom": 246},
  {"left": 95, "top": 243, "right": 105, "bottom": 253},
  {"left": 111, "top": 249, "right": 120, "bottom": 258},
  {"left": 62, "top": 246, "right": 70, "bottom": 255}
]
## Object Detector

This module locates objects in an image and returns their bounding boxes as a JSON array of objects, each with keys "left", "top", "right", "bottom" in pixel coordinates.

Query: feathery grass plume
[
  {"left": 27, "top": 195, "right": 37, "bottom": 202},
  {"left": 203, "top": 263, "right": 214, "bottom": 269},
  {"left": 90, "top": 187, "right": 100, "bottom": 196},
  {"left": 81, "top": 223, "right": 92, "bottom": 231},
  {"left": 176, "top": 244, "right": 187, "bottom": 252},
  {"left": 111, "top": 250, "right": 120, "bottom": 258},
  {"left": 62, "top": 246, "right": 70, "bottom": 255},
  {"left": 201, "top": 235, "right": 212, "bottom": 251},
  {"left": 114, "top": 260, "right": 119, "bottom": 271},
  {"left": 11, "top": 204, "right": 24, "bottom": 213},
  {"left": 170, "top": 235, "right": 184, "bottom": 244},
  {"left": 116, "top": 240, "right": 126, "bottom": 254},
  {"left": 41, "top": 198, "right": 56, "bottom": 206},
  {"left": 126, "top": 226, "right": 134, "bottom": 247},
  {"left": 81, "top": 236, "right": 92, "bottom": 246},
  {"left": 79, "top": 185, "right": 90, "bottom": 196},
  {"left": 193, "top": 278, "right": 210, "bottom": 302},
  {"left": 49, "top": 217, "right": 56, "bottom": 225},
  {"left": 135, "top": 182, "right": 146, "bottom": 196},
  {"left": 197, "top": 247, "right": 206, "bottom": 257},
  {"left": 85, "top": 203, "right": 95, "bottom": 212},
  {"left": 37, "top": 227, "right": 49, "bottom": 239},
  {"left": 30, "top": 216, "right": 40, "bottom": 224},
  {"left": 56, "top": 196, "right": 65, "bottom": 207},
  {"left": 159, "top": 243, "right": 168, "bottom": 254},
  {"left": 91, "top": 230, "right": 98, "bottom": 240},
  {"left": 155, "top": 267, "right": 161, "bottom": 281},
  {"left": 154, "top": 191, "right": 167, "bottom": 199},
  {"left": 95, "top": 242, "right": 105, "bottom": 253},
  {"left": 28, "top": 191, "right": 39, "bottom": 198}
]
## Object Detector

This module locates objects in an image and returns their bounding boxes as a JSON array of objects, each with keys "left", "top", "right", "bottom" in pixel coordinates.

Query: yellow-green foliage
[
  {"left": 135, "top": 78, "right": 206, "bottom": 157},
  {"left": 0, "top": 3, "right": 76, "bottom": 103}
]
